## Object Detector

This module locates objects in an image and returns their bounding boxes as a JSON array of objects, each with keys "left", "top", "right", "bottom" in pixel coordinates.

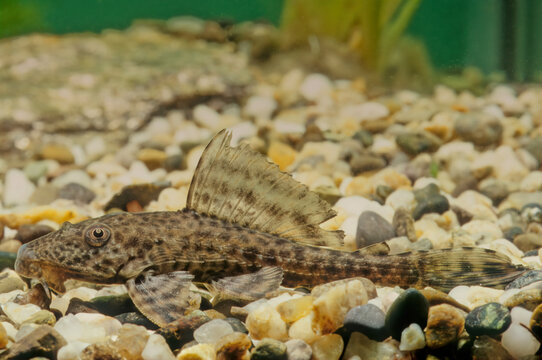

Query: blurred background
[{"left": 2, "top": 0, "right": 541, "bottom": 85}]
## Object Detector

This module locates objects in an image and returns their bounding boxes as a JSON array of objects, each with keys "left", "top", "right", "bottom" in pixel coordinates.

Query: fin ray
[
  {"left": 126, "top": 271, "right": 200, "bottom": 327},
  {"left": 210, "top": 266, "right": 284, "bottom": 301},
  {"left": 187, "top": 130, "right": 343, "bottom": 247},
  {"left": 416, "top": 247, "right": 526, "bottom": 291}
]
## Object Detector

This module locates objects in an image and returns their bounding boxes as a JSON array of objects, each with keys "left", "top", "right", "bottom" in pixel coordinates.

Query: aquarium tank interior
[{"left": 1, "top": 0, "right": 542, "bottom": 358}]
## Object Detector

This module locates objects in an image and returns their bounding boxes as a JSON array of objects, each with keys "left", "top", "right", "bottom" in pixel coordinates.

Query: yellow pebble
[
  {"left": 177, "top": 343, "right": 216, "bottom": 360},
  {"left": 277, "top": 296, "right": 313, "bottom": 324},
  {"left": 311, "top": 334, "right": 344, "bottom": 360},
  {"left": 268, "top": 142, "right": 296, "bottom": 171}
]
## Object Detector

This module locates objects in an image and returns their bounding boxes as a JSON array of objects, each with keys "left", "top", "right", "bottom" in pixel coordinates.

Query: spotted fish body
[{"left": 15, "top": 130, "right": 527, "bottom": 326}]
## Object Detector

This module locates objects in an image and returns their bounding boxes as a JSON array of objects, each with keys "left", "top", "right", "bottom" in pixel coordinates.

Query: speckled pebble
[{"left": 465, "top": 302, "right": 511, "bottom": 336}]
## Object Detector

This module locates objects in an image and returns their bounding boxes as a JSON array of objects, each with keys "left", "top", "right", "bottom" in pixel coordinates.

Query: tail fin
[{"left": 414, "top": 247, "right": 527, "bottom": 291}]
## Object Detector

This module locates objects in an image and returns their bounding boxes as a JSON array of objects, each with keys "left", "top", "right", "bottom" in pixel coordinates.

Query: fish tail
[{"left": 414, "top": 247, "right": 527, "bottom": 291}]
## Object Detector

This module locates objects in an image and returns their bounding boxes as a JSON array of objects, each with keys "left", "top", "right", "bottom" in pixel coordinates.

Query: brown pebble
[
  {"left": 514, "top": 233, "right": 542, "bottom": 253},
  {"left": 204, "top": 309, "right": 226, "bottom": 320},
  {"left": 81, "top": 342, "right": 123, "bottom": 360},
  {"left": 503, "top": 289, "right": 542, "bottom": 311},
  {"left": 14, "top": 282, "right": 52, "bottom": 310},
  {"left": 15, "top": 224, "right": 54, "bottom": 244},
  {"left": 215, "top": 332, "right": 252, "bottom": 360},
  {"left": 39, "top": 144, "right": 75, "bottom": 164},
  {"left": 425, "top": 304, "right": 465, "bottom": 349},
  {"left": 392, "top": 207, "right": 417, "bottom": 242},
  {"left": 126, "top": 200, "right": 143, "bottom": 213}
]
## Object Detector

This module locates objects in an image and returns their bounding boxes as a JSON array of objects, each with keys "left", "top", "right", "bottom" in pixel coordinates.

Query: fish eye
[{"left": 85, "top": 224, "right": 111, "bottom": 247}]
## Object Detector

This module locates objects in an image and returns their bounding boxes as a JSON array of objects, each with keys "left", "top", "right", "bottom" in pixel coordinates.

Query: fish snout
[{"left": 15, "top": 243, "right": 42, "bottom": 277}]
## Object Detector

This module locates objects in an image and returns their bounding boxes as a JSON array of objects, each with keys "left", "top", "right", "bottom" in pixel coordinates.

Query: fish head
[{"left": 15, "top": 213, "right": 138, "bottom": 292}]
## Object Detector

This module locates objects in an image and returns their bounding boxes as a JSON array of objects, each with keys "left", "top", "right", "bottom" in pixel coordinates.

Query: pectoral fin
[
  {"left": 126, "top": 271, "right": 201, "bottom": 327},
  {"left": 209, "top": 266, "right": 283, "bottom": 301}
]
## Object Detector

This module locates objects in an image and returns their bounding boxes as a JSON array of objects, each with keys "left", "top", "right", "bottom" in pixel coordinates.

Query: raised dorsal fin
[{"left": 187, "top": 130, "right": 343, "bottom": 247}]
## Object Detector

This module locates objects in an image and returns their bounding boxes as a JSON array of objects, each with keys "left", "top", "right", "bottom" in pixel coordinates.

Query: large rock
[{"left": 0, "top": 325, "right": 66, "bottom": 359}]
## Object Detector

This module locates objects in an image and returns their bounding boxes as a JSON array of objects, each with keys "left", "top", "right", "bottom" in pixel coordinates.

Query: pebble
[
  {"left": 472, "top": 335, "right": 514, "bottom": 360},
  {"left": 385, "top": 288, "right": 429, "bottom": 340},
  {"left": 276, "top": 295, "right": 313, "bottom": 324},
  {"left": 141, "top": 333, "right": 175, "bottom": 360},
  {"left": 392, "top": 207, "right": 416, "bottom": 242},
  {"left": 23, "top": 161, "right": 48, "bottom": 182},
  {"left": 396, "top": 131, "right": 441, "bottom": 155},
  {"left": 81, "top": 342, "right": 123, "bottom": 359},
  {"left": 465, "top": 302, "right": 511, "bottom": 336},
  {"left": 425, "top": 304, "right": 464, "bottom": 349},
  {"left": 244, "top": 95, "right": 277, "bottom": 119},
  {"left": 178, "top": 343, "right": 216, "bottom": 360},
  {"left": 58, "top": 182, "right": 96, "bottom": 204},
  {"left": 343, "top": 331, "right": 400, "bottom": 359},
  {"left": 399, "top": 323, "right": 425, "bottom": 351},
  {"left": 502, "top": 288, "right": 542, "bottom": 310},
  {"left": 311, "top": 278, "right": 370, "bottom": 334},
  {"left": 214, "top": 332, "right": 251, "bottom": 359},
  {"left": 299, "top": 73, "right": 332, "bottom": 101},
  {"left": 3, "top": 169, "right": 36, "bottom": 206},
  {"left": 14, "top": 224, "right": 54, "bottom": 244},
  {"left": 246, "top": 304, "right": 288, "bottom": 341},
  {"left": 343, "top": 303, "right": 388, "bottom": 341},
  {"left": 2, "top": 302, "right": 42, "bottom": 324},
  {"left": 251, "top": 338, "right": 287, "bottom": 360},
  {"left": 501, "top": 322, "right": 540, "bottom": 358},
  {"left": 311, "top": 334, "right": 343, "bottom": 360},
  {"left": 355, "top": 211, "right": 395, "bottom": 248},
  {"left": 268, "top": 141, "right": 296, "bottom": 171},
  {"left": 52, "top": 169, "right": 93, "bottom": 189},
  {"left": 54, "top": 313, "right": 121, "bottom": 344},
  {"left": 454, "top": 112, "right": 503, "bottom": 146},
  {"left": 3, "top": 325, "right": 67, "bottom": 360},
  {"left": 0, "top": 269, "right": 26, "bottom": 294},
  {"left": 22, "top": 310, "right": 56, "bottom": 326},
  {"left": 112, "top": 323, "right": 149, "bottom": 359},
  {"left": 350, "top": 153, "right": 386, "bottom": 174},
  {"left": 412, "top": 183, "right": 449, "bottom": 220},
  {"left": 39, "top": 144, "right": 75, "bottom": 164},
  {"left": 285, "top": 339, "right": 312, "bottom": 360},
  {"left": 193, "top": 318, "right": 233, "bottom": 344},
  {"left": 0, "top": 323, "right": 7, "bottom": 349},
  {"left": 288, "top": 313, "right": 319, "bottom": 344},
  {"left": 513, "top": 233, "right": 542, "bottom": 252}
]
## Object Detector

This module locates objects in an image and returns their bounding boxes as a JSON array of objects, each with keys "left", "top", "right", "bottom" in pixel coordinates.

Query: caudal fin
[{"left": 414, "top": 247, "right": 527, "bottom": 291}]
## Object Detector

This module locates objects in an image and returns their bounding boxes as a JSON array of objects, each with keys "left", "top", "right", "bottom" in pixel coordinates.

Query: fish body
[{"left": 15, "top": 130, "right": 527, "bottom": 326}]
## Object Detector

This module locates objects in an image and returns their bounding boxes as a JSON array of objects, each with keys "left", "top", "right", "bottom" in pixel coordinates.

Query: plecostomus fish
[{"left": 15, "top": 130, "right": 527, "bottom": 326}]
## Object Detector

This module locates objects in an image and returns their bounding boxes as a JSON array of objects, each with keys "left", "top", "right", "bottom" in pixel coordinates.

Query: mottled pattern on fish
[{"left": 15, "top": 130, "right": 528, "bottom": 326}]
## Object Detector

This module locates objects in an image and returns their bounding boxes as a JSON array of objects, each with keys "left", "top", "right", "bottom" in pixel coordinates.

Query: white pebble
[
  {"left": 142, "top": 333, "right": 175, "bottom": 360},
  {"left": 299, "top": 73, "right": 332, "bottom": 101},
  {"left": 510, "top": 306, "right": 532, "bottom": 327},
  {"left": 340, "top": 102, "right": 389, "bottom": 122},
  {"left": 193, "top": 319, "right": 233, "bottom": 344},
  {"left": 3, "top": 169, "right": 35, "bottom": 206},
  {"left": 54, "top": 313, "right": 121, "bottom": 343},
  {"left": 399, "top": 323, "right": 426, "bottom": 351},
  {"left": 194, "top": 104, "right": 221, "bottom": 129},
  {"left": 52, "top": 169, "right": 92, "bottom": 188},
  {"left": 57, "top": 341, "right": 90, "bottom": 360},
  {"left": 244, "top": 95, "right": 277, "bottom": 119},
  {"left": 502, "top": 323, "right": 540, "bottom": 358},
  {"left": 62, "top": 287, "right": 98, "bottom": 302},
  {"left": 1, "top": 321, "right": 17, "bottom": 341},
  {"left": 1, "top": 303, "right": 41, "bottom": 324}
]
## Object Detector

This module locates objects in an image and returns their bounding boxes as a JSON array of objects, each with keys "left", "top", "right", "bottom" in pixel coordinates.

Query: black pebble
[{"left": 385, "top": 288, "right": 429, "bottom": 341}]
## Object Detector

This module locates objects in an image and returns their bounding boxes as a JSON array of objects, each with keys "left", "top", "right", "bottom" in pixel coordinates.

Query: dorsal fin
[{"left": 187, "top": 130, "right": 343, "bottom": 247}]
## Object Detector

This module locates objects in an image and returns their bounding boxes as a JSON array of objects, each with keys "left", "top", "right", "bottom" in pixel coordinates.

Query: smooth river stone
[
  {"left": 355, "top": 211, "right": 395, "bottom": 248},
  {"left": 343, "top": 304, "right": 389, "bottom": 341},
  {"left": 465, "top": 302, "right": 511, "bottom": 336},
  {"left": 385, "top": 288, "right": 429, "bottom": 341}
]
